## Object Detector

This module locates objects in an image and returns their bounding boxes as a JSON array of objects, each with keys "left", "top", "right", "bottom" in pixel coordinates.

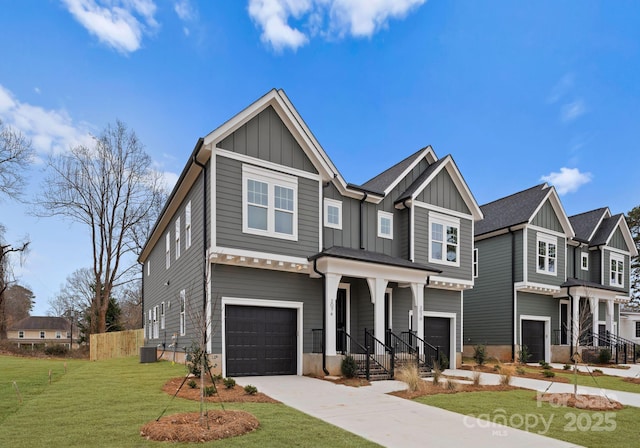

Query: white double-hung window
[
  {"left": 243, "top": 164, "right": 298, "bottom": 240},
  {"left": 610, "top": 252, "right": 624, "bottom": 287},
  {"left": 429, "top": 212, "right": 460, "bottom": 266},
  {"left": 537, "top": 233, "right": 557, "bottom": 275},
  {"left": 324, "top": 198, "right": 342, "bottom": 229}
]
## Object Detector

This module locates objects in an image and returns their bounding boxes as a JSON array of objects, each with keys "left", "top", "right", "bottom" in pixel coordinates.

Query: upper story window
[
  {"left": 146, "top": 260, "right": 150, "bottom": 277},
  {"left": 636, "top": 321, "right": 640, "bottom": 338},
  {"left": 324, "top": 198, "right": 342, "bottom": 229},
  {"left": 536, "top": 233, "right": 557, "bottom": 275},
  {"left": 160, "top": 302, "right": 165, "bottom": 330},
  {"left": 610, "top": 252, "right": 624, "bottom": 287},
  {"left": 175, "top": 217, "right": 181, "bottom": 260},
  {"left": 18, "top": 331, "right": 24, "bottom": 338},
  {"left": 473, "top": 248, "right": 479, "bottom": 278},
  {"left": 581, "top": 252, "right": 589, "bottom": 271},
  {"left": 429, "top": 212, "right": 460, "bottom": 266},
  {"left": 377, "top": 211, "right": 394, "bottom": 239},
  {"left": 165, "top": 232, "right": 171, "bottom": 269},
  {"left": 242, "top": 164, "right": 298, "bottom": 240},
  {"left": 185, "top": 201, "right": 192, "bottom": 249},
  {"left": 40, "top": 331, "right": 45, "bottom": 339},
  {"left": 56, "top": 331, "right": 61, "bottom": 339}
]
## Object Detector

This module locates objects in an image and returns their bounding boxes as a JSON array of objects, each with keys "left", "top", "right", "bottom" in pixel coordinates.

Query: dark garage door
[
  {"left": 424, "top": 317, "right": 451, "bottom": 368},
  {"left": 522, "top": 320, "right": 545, "bottom": 363},
  {"left": 225, "top": 305, "right": 297, "bottom": 376}
]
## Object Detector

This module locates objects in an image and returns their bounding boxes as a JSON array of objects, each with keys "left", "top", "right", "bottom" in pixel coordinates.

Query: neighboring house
[
  {"left": 620, "top": 308, "right": 640, "bottom": 345},
  {"left": 464, "top": 185, "right": 637, "bottom": 363},
  {"left": 7, "top": 316, "right": 73, "bottom": 349},
  {"left": 139, "top": 89, "right": 482, "bottom": 378}
]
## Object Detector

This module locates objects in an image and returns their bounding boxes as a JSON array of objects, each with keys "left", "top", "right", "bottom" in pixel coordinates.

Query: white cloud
[
  {"left": 174, "top": 0, "right": 197, "bottom": 36},
  {"left": 561, "top": 99, "right": 586, "bottom": 122},
  {"left": 0, "top": 84, "right": 94, "bottom": 155},
  {"left": 62, "top": 0, "right": 158, "bottom": 54},
  {"left": 247, "top": 0, "right": 426, "bottom": 51},
  {"left": 547, "top": 73, "right": 574, "bottom": 104},
  {"left": 541, "top": 167, "right": 592, "bottom": 195},
  {"left": 159, "top": 170, "right": 180, "bottom": 193}
]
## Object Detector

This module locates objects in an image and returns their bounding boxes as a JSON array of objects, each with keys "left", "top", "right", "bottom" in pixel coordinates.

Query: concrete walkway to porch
[
  {"left": 237, "top": 375, "right": 581, "bottom": 448},
  {"left": 446, "top": 368, "right": 640, "bottom": 408}
]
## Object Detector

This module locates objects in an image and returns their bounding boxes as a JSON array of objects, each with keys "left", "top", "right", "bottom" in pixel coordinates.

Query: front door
[
  {"left": 522, "top": 320, "right": 545, "bottom": 363},
  {"left": 336, "top": 288, "right": 347, "bottom": 353},
  {"left": 424, "top": 317, "right": 450, "bottom": 368}
]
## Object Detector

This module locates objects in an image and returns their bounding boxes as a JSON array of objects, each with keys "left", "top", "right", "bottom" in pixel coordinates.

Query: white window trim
[
  {"left": 175, "top": 217, "right": 181, "bottom": 260},
  {"left": 473, "top": 248, "right": 479, "bottom": 278},
  {"left": 536, "top": 233, "right": 558, "bottom": 276},
  {"left": 160, "top": 302, "right": 165, "bottom": 330},
  {"left": 56, "top": 331, "right": 61, "bottom": 339},
  {"left": 179, "top": 289, "right": 186, "bottom": 336},
  {"left": 428, "top": 211, "right": 461, "bottom": 267},
  {"left": 242, "top": 164, "right": 298, "bottom": 241},
  {"left": 581, "top": 252, "right": 589, "bottom": 271},
  {"left": 377, "top": 211, "right": 394, "bottom": 239},
  {"left": 165, "top": 232, "right": 171, "bottom": 269},
  {"left": 146, "top": 260, "right": 150, "bottom": 277},
  {"left": 610, "top": 252, "right": 625, "bottom": 288},
  {"left": 323, "top": 198, "right": 342, "bottom": 230},
  {"left": 519, "top": 315, "right": 551, "bottom": 363},
  {"left": 185, "top": 201, "right": 192, "bottom": 249},
  {"left": 18, "top": 331, "right": 24, "bottom": 338},
  {"left": 40, "top": 331, "right": 45, "bottom": 339}
]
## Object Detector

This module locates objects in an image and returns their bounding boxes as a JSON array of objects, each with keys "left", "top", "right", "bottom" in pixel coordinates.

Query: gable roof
[
  {"left": 592, "top": 214, "right": 638, "bottom": 255},
  {"left": 569, "top": 208, "right": 610, "bottom": 242},
  {"left": 394, "top": 154, "right": 483, "bottom": 220},
  {"left": 9, "top": 316, "right": 69, "bottom": 331},
  {"left": 476, "top": 183, "right": 574, "bottom": 237},
  {"left": 360, "top": 146, "right": 437, "bottom": 195}
]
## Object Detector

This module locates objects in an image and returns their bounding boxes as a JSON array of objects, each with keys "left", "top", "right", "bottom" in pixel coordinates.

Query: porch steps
[{"left": 354, "top": 360, "right": 392, "bottom": 381}]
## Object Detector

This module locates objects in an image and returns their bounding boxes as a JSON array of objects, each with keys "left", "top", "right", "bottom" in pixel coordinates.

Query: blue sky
[{"left": 1, "top": 0, "right": 639, "bottom": 315}]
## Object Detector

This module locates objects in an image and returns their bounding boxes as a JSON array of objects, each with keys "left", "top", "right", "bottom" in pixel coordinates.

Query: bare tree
[
  {"left": 117, "top": 279, "right": 142, "bottom": 329},
  {"left": 0, "top": 120, "right": 33, "bottom": 201},
  {"left": 0, "top": 225, "right": 30, "bottom": 338},
  {"left": 34, "top": 121, "right": 165, "bottom": 334},
  {"left": 47, "top": 267, "right": 95, "bottom": 317}
]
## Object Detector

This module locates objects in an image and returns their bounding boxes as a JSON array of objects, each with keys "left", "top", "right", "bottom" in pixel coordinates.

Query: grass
[
  {"left": 416, "top": 389, "right": 640, "bottom": 448},
  {"left": 0, "top": 355, "right": 380, "bottom": 447},
  {"left": 522, "top": 367, "right": 640, "bottom": 393}
]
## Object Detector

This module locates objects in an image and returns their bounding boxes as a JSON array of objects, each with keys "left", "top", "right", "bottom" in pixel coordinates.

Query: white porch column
[
  {"left": 410, "top": 282, "right": 425, "bottom": 354},
  {"left": 571, "top": 295, "right": 580, "bottom": 349},
  {"left": 325, "top": 273, "right": 342, "bottom": 356},
  {"left": 590, "top": 297, "right": 599, "bottom": 338},
  {"left": 366, "top": 277, "right": 388, "bottom": 343},
  {"left": 606, "top": 300, "right": 614, "bottom": 334}
]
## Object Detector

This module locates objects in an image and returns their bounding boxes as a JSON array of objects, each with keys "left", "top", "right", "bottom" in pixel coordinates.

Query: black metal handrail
[
  {"left": 364, "top": 328, "right": 394, "bottom": 378},
  {"left": 387, "top": 329, "right": 420, "bottom": 368},
  {"left": 337, "top": 329, "right": 371, "bottom": 379},
  {"left": 605, "top": 331, "right": 637, "bottom": 364},
  {"left": 401, "top": 331, "right": 440, "bottom": 370},
  {"left": 584, "top": 330, "right": 636, "bottom": 364},
  {"left": 311, "top": 328, "right": 323, "bottom": 354}
]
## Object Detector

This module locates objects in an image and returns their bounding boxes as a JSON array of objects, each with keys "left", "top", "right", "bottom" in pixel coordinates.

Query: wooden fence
[{"left": 90, "top": 329, "right": 145, "bottom": 361}]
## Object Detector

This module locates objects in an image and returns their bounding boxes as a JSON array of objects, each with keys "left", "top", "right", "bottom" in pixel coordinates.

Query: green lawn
[
  {"left": 0, "top": 355, "right": 380, "bottom": 447},
  {"left": 523, "top": 367, "right": 640, "bottom": 393},
  {"left": 417, "top": 389, "right": 640, "bottom": 448}
]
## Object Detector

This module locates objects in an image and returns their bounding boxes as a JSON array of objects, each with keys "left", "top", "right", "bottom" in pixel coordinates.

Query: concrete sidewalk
[
  {"left": 237, "top": 375, "right": 581, "bottom": 448},
  {"left": 445, "top": 368, "right": 640, "bottom": 407}
]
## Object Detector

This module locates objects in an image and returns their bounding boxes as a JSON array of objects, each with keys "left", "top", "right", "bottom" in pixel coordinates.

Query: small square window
[
  {"left": 56, "top": 331, "right": 61, "bottom": 339},
  {"left": 378, "top": 211, "right": 393, "bottom": 239},
  {"left": 581, "top": 252, "right": 589, "bottom": 270},
  {"left": 324, "top": 198, "right": 342, "bottom": 229},
  {"left": 18, "top": 331, "right": 24, "bottom": 339},
  {"left": 40, "top": 331, "right": 45, "bottom": 339}
]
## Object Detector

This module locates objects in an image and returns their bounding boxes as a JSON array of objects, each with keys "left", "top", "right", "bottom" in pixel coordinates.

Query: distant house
[
  {"left": 620, "top": 309, "right": 640, "bottom": 345},
  {"left": 7, "top": 316, "right": 74, "bottom": 349}
]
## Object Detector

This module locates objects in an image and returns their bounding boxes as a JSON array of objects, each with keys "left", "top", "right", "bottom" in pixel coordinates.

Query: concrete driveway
[{"left": 237, "top": 375, "right": 582, "bottom": 448}]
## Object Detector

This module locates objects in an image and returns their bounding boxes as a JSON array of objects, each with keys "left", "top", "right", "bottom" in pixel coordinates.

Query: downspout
[
  {"left": 567, "top": 285, "right": 574, "bottom": 360},
  {"left": 359, "top": 192, "right": 368, "bottom": 250},
  {"left": 509, "top": 227, "right": 516, "bottom": 361},
  {"left": 313, "top": 259, "right": 330, "bottom": 375},
  {"left": 192, "top": 145, "right": 208, "bottom": 348},
  {"left": 403, "top": 199, "right": 412, "bottom": 261}
]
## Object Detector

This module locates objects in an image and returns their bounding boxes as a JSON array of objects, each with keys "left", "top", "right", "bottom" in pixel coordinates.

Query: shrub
[
  {"left": 473, "top": 344, "right": 486, "bottom": 366},
  {"left": 516, "top": 366, "right": 526, "bottom": 375},
  {"left": 44, "top": 344, "right": 69, "bottom": 356},
  {"left": 593, "top": 368, "right": 603, "bottom": 374},
  {"left": 492, "top": 364, "right": 501, "bottom": 372},
  {"left": 203, "top": 385, "right": 216, "bottom": 397},
  {"left": 518, "top": 345, "right": 531, "bottom": 364},
  {"left": 437, "top": 354, "right": 450, "bottom": 370},
  {"left": 563, "top": 364, "right": 571, "bottom": 370},
  {"left": 539, "top": 360, "right": 551, "bottom": 370},
  {"left": 598, "top": 348, "right": 612, "bottom": 364},
  {"left": 542, "top": 370, "right": 555, "bottom": 378},
  {"left": 341, "top": 355, "right": 358, "bottom": 378},
  {"left": 445, "top": 379, "right": 458, "bottom": 391},
  {"left": 186, "top": 342, "right": 211, "bottom": 378},
  {"left": 396, "top": 364, "right": 423, "bottom": 393},
  {"left": 223, "top": 377, "right": 236, "bottom": 389},
  {"left": 432, "top": 364, "right": 442, "bottom": 384},
  {"left": 471, "top": 369, "right": 481, "bottom": 386},
  {"left": 187, "top": 380, "right": 198, "bottom": 389},
  {"left": 499, "top": 365, "right": 514, "bottom": 386},
  {"left": 244, "top": 385, "right": 258, "bottom": 395}
]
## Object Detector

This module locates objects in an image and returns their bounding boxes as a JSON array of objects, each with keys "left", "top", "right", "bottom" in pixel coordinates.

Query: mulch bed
[
  {"left": 623, "top": 377, "right": 640, "bottom": 385},
  {"left": 162, "top": 377, "right": 279, "bottom": 403},
  {"left": 140, "top": 410, "right": 259, "bottom": 442},
  {"left": 536, "top": 393, "right": 623, "bottom": 411},
  {"left": 390, "top": 381, "right": 520, "bottom": 399},
  {"left": 460, "top": 365, "right": 571, "bottom": 382}
]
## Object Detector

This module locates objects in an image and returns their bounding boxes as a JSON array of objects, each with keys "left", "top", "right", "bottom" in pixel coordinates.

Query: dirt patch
[
  {"left": 322, "top": 376, "right": 371, "bottom": 387},
  {"left": 390, "top": 382, "right": 520, "bottom": 399},
  {"left": 623, "top": 377, "right": 640, "bottom": 385},
  {"left": 140, "top": 410, "right": 259, "bottom": 442},
  {"left": 536, "top": 393, "right": 623, "bottom": 411},
  {"left": 162, "top": 377, "right": 279, "bottom": 403}
]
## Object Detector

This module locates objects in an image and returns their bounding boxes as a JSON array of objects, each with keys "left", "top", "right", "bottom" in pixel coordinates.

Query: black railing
[
  {"left": 387, "top": 329, "right": 420, "bottom": 369},
  {"left": 584, "top": 330, "right": 637, "bottom": 364},
  {"left": 337, "top": 328, "right": 371, "bottom": 379},
  {"left": 364, "top": 328, "right": 394, "bottom": 378},
  {"left": 401, "top": 331, "right": 440, "bottom": 370},
  {"left": 606, "top": 331, "right": 637, "bottom": 364},
  {"left": 311, "top": 328, "right": 323, "bottom": 354},
  {"left": 552, "top": 324, "right": 570, "bottom": 345}
]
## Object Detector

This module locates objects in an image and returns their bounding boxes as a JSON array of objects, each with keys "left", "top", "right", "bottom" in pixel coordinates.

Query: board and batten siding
[
  {"left": 527, "top": 229, "right": 566, "bottom": 286},
  {"left": 415, "top": 168, "right": 471, "bottom": 215},
  {"left": 464, "top": 234, "right": 514, "bottom": 345},
  {"left": 517, "top": 292, "right": 559, "bottom": 344},
  {"left": 413, "top": 207, "right": 473, "bottom": 281},
  {"left": 217, "top": 106, "right": 318, "bottom": 175},
  {"left": 216, "top": 156, "right": 319, "bottom": 257},
  {"left": 531, "top": 200, "right": 564, "bottom": 232},
  {"left": 210, "top": 264, "right": 322, "bottom": 354},
  {"left": 143, "top": 167, "right": 208, "bottom": 347},
  {"left": 322, "top": 183, "right": 360, "bottom": 250},
  {"left": 609, "top": 227, "right": 628, "bottom": 251},
  {"left": 589, "top": 250, "right": 602, "bottom": 284}
]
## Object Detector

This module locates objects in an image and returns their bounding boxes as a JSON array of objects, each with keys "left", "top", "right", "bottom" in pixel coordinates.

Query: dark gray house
[
  {"left": 464, "top": 184, "right": 637, "bottom": 363},
  {"left": 139, "top": 89, "right": 482, "bottom": 377}
]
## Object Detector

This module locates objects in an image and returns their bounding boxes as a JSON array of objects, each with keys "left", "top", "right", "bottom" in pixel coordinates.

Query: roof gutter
[{"left": 359, "top": 192, "right": 368, "bottom": 250}]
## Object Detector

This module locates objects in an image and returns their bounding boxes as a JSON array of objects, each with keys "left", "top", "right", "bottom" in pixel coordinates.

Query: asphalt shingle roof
[
  {"left": 590, "top": 214, "right": 622, "bottom": 247},
  {"left": 360, "top": 147, "right": 428, "bottom": 194},
  {"left": 309, "top": 246, "right": 442, "bottom": 273},
  {"left": 562, "top": 277, "right": 626, "bottom": 293},
  {"left": 395, "top": 156, "right": 448, "bottom": 203},
  {"left": 568, "top": 208, "right": 609, "bottom": 242},
  {"left": 475, "top": 184, "right": 550, "bottom": 236},
  {"left": 9, "top": 316, "right": 70, "bottom": 331}
]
